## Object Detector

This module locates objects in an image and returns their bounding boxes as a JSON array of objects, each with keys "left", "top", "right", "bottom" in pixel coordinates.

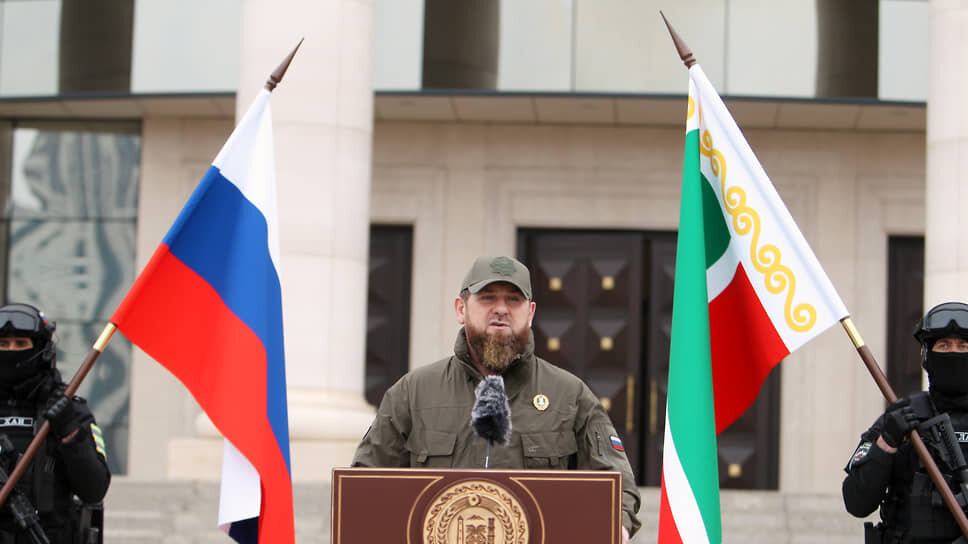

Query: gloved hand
[
  {"left": 881, "top": 398, "right": 919, "bottom": 448},
  {"left": 45, "top": 395, "right": 82, "bottom": 440}
]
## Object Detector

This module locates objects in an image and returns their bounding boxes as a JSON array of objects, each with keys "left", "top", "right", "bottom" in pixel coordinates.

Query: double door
[{"left": 519, "top": 229, "right": 779, "bottom": 488}]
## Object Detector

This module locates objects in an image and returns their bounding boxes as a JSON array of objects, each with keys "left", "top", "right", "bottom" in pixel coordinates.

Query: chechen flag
[
  {"left": 658, "top": 65, "right": 848, "bottom": 544},
  {"left": 111, "top": 88, "right": 294, "bottom": 544}
]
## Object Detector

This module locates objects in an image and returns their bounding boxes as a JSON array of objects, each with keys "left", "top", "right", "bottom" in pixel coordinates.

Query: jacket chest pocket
[
  {"left": 407, "top": 430, "right": 457, "bottom": 467},
  {"left": 521, "top": 431, "right": 577, "bottom": 470}
]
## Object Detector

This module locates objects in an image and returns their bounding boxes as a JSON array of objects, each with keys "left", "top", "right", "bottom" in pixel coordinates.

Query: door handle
[
  {"left": 626, "top": 375, "right": 635, "bottom": 432},
  {"left": 649, "top": 379, "right": 657, "bottom": 435}
]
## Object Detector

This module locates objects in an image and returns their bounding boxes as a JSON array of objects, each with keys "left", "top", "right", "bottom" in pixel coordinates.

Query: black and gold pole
[{"left": 659, "top": 12, "right": 968, "bottom": 540}]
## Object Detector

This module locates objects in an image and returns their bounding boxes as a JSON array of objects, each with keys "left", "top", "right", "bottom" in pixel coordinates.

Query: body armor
[{"left": 876, "top": 393, "right": 968, "bottom": 543}]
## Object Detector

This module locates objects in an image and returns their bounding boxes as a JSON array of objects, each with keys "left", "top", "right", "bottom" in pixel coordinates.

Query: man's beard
[{"left": 466, "top": 323, "right": 528, "bottom": 374}]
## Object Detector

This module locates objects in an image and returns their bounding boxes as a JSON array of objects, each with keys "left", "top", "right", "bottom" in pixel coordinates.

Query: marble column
[
  {"left": 172, "top": 0, "right": 377, "bottom": 482},
  {"left": 924, "top": 1, "right": 968, "bottom": 307}
]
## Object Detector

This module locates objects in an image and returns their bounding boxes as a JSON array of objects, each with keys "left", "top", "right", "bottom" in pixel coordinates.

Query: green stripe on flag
[
  {"left": 701, "top": 173, "right": 730, "bottom": 267},
  {"left": 668, "top": 127, "right": 722, "bottom": 542}
]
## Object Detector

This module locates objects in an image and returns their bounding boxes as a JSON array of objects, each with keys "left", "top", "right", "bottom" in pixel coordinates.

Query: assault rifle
[{"left": 0, "top": 434, "right": 49, "bottom": 544}]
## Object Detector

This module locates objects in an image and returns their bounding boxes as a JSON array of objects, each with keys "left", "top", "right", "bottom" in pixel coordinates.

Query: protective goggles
[
  {"left": 0, "top": 305, "right": 44, "bottom": 336},
  {"left": 916, "top": 302, "right": 968, "bottom": 340}
]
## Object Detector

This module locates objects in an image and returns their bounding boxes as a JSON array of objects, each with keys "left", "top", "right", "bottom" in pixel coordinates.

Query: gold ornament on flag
[{"left": 698, "top": 119, "right": 817, "bottom": 333}]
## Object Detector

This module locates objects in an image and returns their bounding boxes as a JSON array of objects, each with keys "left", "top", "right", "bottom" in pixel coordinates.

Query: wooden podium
[{"left": 331, "top": 467, "right": 622, "bottom": 544}]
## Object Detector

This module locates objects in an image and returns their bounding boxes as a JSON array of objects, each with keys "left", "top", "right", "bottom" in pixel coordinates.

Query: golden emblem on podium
[{"left": 423, "top": 479, "right": 529, "bottom": 544}]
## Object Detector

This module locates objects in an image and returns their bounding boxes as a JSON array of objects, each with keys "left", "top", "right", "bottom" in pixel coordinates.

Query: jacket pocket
[
  {"left": 407, "top": 430, "right": 457, "bottom": 467},
  {"left": 521, "top": 431, "right": 578, "bottom": 469}
]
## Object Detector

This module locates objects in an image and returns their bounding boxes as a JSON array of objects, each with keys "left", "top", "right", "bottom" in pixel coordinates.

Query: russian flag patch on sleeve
[{"left": 610, "top": 435, "right": 624, "bottom": 451}]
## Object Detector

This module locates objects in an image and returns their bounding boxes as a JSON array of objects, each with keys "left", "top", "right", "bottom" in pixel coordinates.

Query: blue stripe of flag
[{"left": 162, "top": 166, "right": 291, "bottom": 472}]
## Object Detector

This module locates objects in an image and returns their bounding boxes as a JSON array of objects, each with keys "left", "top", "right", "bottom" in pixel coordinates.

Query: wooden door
[
  {"left": 519, "top": 229, "right": 780, "bottom": 489},
  {"left": 520, "top": 230, "right": 644, "bottom": 480}
]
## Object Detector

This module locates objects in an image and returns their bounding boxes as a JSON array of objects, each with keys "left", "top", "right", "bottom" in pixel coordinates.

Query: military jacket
[{"left": 352, "top": 329, "right": 642, "bottom": 536}]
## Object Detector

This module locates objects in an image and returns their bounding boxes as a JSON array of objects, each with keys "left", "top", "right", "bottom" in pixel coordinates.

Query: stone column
[
  {"left": 171, "top": 0, "right": 376, "bottom": 482},
  {"left": 924, "top": 1, "right": 968, "bottom": 307},
  {"left": 815, "top": 0, "right": 878, "bottom": 97},
  {"left": 238, "top": 0, "right": 376, "bottom": 481},
  {"left": 422, "top": 0, "right": 499, "bottom": 89}
]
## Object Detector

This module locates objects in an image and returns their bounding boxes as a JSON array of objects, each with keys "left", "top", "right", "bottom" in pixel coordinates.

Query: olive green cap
[{"left": 460, "top": 256, "right": 533, "bottom": 300}]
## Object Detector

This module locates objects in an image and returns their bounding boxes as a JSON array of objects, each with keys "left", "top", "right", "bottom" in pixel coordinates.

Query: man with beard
[
  {"left": 0, "top": 303, "right": 110, "bottom": 544},
  {"left": 843, "top": 301, "right": 968, "bottom": 544},
  {"left": 352, "top": 255, "right": 641, "bottom": 542}
]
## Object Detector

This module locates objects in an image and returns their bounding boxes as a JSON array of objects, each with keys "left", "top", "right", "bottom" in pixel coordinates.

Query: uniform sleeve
[
  {"left": 55, "top": 398, "right": 110, "bottom": 503},
  {"left": 842, "top": 418, "right": 893, "bottom": 518},
  {"left": 574, "top": 383, "right": 642, "bottom": 537},
  {"left": 351, "top": 377, "right": 412, "bottom": 467}
]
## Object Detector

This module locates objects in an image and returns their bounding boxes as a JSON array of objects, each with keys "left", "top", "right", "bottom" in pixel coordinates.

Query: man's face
[
  {"left": 0, "top": 337, "right": 32, "bottom": 351},
  {"left": 456, "top": 282, "right": 536, "bottom": 373},
  {"left": 932, "top": 335, "right": 968, "bottom": 353}
]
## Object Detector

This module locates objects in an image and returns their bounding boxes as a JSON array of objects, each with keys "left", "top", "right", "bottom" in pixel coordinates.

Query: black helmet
[
  {"left": 0, "top": 303, "right": 56, "bottom": 368},
  {"left": 914, "top": 302, "right": 968, "bottom": 348}
]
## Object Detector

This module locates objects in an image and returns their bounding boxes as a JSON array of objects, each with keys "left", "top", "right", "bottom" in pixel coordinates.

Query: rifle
[{"left": 0, "top": 434, "right": 49, "bottom": 544}]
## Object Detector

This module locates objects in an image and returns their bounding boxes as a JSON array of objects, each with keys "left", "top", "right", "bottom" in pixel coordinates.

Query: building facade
[{"left": 0, "top": 0, "right": 951, "bottom": 542}]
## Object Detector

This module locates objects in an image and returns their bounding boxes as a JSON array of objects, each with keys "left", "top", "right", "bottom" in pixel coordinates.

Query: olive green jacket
[{"left": 352, "top": 329, "right": 642, "bottom": 536}]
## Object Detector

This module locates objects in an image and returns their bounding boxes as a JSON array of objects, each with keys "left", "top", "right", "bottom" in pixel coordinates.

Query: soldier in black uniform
[
  {"left": 0, "top": 303, "right": 109, "bottom": 544},
  {"left": 843, "top": 301, "right": 968, "bottom": 544}
]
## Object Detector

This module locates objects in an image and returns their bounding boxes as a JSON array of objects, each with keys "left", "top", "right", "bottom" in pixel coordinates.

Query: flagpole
[
  {"left": 0, "top": 39, "right": 305, "bottom": 511},
  {"left": 659, "top": 12, "right": 968, "bottom": 538},
  {"left": 0, "top": 323, "right": 117, "bottom": 509}
]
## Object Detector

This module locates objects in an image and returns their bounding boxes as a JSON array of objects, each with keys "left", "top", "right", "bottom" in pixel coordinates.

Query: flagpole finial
[
  {"left": 265, "top": 38, "right": 305, "bottom": 92},
  {"left": 660, "top": 12, "right": 697, "bottom": 68}
]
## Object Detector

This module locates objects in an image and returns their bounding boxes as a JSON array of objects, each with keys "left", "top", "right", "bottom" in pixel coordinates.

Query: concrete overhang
[{"left": 0, "top": 91, "right": 925, "bottom": 132}]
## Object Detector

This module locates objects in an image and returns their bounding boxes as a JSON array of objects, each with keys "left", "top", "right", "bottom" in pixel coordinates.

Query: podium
[{"left": 331, "top": 467, "right": 623, "bottom": 543}]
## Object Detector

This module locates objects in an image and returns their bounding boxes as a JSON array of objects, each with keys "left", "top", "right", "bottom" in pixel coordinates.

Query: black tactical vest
[
  {"left": 884, "top": 392, "right": 968, "bottom": 543},
  {"left": 0, "top": 394, "right": 72, "bottom": 544}
]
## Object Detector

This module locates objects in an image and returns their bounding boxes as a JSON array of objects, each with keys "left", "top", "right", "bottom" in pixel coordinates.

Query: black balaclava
[
  {"left": 916, "top": 302, "right": 968, "bottom": 402},
  {"left": 0, "top": 346, "right": 46, "bottom": 386},
  {"left": 924, "top": 350, "right": 968, "bottom": 396},
  {"left": 0, "top": 303, "right": 55, "bottom": 396}
]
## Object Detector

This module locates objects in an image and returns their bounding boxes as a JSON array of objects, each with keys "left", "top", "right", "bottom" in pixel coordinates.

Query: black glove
[
  {"left": 45, "top": 395, "right": 82, "bottom": 439},
  {"left": 881, "top": 398, "right": 919, "bottom": 448}
]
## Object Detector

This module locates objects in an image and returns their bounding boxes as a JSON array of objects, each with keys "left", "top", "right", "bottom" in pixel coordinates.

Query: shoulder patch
[
  {"left": 848, "top": 441, "right": 872, "bottom": 470},
  {"left": 90, "top": 423, "right": 106, "bottom": 460},
  {"left": 610, "top": 435, "right": 624, "bottom": 451}
]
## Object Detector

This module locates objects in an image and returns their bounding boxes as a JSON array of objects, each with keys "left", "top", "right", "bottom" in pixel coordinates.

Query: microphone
[{"left": 470, "top": 375, "right": 512, "bottom": 468}]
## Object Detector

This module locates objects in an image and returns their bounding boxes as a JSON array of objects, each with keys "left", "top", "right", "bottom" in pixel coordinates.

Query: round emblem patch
[{"left": 533, "top": 394, "right": 549, "bottom": 411}]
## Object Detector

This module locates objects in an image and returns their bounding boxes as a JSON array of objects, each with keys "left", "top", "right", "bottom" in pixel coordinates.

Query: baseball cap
[{"left": 460, "top": 256, "right": 533, "bottom": 300}]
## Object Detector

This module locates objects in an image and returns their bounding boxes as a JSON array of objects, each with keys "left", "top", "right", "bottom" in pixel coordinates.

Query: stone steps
[{"left": 99, "top": 480, "right": 869, "bottom": 543}]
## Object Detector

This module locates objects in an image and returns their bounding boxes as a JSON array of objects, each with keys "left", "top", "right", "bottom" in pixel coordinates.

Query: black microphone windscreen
[{"left": 470, "top": 375, "right": 512, "bottom": 446}]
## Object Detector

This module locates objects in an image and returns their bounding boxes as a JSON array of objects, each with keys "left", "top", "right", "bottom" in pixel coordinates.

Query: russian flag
[{"left": 111, "top": 88, "right": 294, "bottom": 543}]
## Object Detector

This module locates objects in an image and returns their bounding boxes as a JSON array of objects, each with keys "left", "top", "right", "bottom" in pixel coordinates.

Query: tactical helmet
[
  {"left": 914, "top": 301, "right": 968, "bottom": 349},
  {"left": 0, "top": 303, "right": 56, "bottom": 368}
]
